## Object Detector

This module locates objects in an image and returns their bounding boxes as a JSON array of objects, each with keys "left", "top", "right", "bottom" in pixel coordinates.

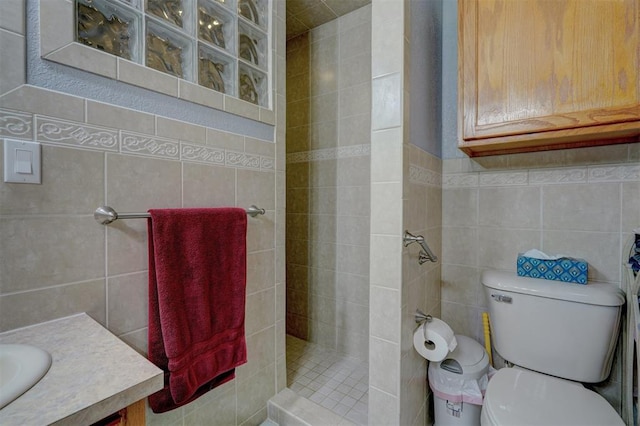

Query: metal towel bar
[{"left": 94, "top": 205, "right": 265, "bottom": 225}]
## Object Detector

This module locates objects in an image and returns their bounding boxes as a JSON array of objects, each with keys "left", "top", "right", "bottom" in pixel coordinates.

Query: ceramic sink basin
[{"left": 0, "top": 344, "right": 52, "bottom": 409}]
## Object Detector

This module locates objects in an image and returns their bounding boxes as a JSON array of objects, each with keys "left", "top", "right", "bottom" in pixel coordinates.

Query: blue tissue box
[{"left": 517, "top": 254, "right": 588, "bottom": 284}]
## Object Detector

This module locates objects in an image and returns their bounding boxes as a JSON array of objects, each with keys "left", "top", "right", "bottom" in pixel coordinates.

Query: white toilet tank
[{"left": 482, "top": 270, "right": 625, "bottom": 383}]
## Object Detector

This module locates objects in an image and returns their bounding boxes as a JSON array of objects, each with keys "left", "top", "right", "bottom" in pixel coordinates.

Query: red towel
[{"left": 147, "top": 208, "right": 248, "bottom": 413}]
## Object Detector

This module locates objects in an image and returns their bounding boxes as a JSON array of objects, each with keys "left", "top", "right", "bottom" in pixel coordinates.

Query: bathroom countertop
[{"left": 0, "top": 313, "right": 163, "bottom": 425}]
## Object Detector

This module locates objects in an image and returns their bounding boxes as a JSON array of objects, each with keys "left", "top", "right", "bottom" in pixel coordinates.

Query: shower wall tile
[
  {"left": 309, "top": 120, "right": 338, "bottom": 150},
  {"left": 336, "top": 215, "right": 370, "bottom": 246},
  {"left": 286, "top": 7, "right": 370, "bottom": 363},
  {"left": 310, "top": 92, "right": 338, "bottom": 124},
  {"left": 339, "top": 113, "right": 370, "bottom": 147},
  {"left": 339, "top": 21, "right": 372, "bottom": 59},
  {"left": 340, "top": 54, "right": 370, "bottom": 89},
  {"left": 337, "top": 185, "right": 370, "bottom": 217},
  {"left": 340, "top": 81, "right": 371, "bottom": 118}
]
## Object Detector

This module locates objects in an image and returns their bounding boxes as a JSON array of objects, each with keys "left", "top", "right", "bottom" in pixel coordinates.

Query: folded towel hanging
[{"left": 147, "top": 208, "right": 248, "bottom": 413}]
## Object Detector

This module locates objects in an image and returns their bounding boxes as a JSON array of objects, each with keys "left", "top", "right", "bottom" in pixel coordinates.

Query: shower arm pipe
[
  {"left": 94, "top": 205, "right": 266, "bottom": 225},
  {"left": 403, "top": 230, "right": 438, "bottom": 263}
]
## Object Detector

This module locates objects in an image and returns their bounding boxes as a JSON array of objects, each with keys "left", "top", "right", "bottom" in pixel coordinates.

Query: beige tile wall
[
  {"left": 441, "top": 143, "right": 640, "bottom": 415},
  {"left": 0, "top": 0, "right": 286, "bottom": 424},
  {"left": 400, "top": 146, "right": 442, "bottom": 426},
  {"left": 285, "top": 5, "right": 372, "bottom": 363}
]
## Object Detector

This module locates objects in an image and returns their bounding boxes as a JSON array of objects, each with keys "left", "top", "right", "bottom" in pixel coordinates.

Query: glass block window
[{"left": 75, "top": 0, "right": 270, "bottom": 107}]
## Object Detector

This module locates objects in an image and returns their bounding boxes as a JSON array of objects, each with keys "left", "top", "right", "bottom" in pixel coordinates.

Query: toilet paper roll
[{"left": 413, "top": 318, "right": 458, "bottom": 362}]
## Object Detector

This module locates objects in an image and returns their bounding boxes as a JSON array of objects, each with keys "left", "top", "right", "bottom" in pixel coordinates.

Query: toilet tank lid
[{"left": 481, "top": 270, "right": 625, "bottom": 307}]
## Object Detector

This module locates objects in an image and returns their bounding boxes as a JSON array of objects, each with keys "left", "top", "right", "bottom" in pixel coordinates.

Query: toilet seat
[{"left": 481, "top": 368, "right": 623, "bottom": 426}]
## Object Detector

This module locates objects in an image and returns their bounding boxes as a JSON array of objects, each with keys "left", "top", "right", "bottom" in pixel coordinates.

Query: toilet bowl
[
  {"left": 481, "top": 368, "right": 623, "bottom": 425},
  {"left": 480, "top": 270, "right": 626, "bottom": 425}
]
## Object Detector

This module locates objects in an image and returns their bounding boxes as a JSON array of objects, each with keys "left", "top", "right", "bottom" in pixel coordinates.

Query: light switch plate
[{"left": 4, "top": 139, "right": 41, "bottom": 184}]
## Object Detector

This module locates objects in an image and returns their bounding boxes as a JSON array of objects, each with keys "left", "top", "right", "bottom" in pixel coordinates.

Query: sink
[{"left": 0, "top": 344, "right": 52, "bottom": 409}]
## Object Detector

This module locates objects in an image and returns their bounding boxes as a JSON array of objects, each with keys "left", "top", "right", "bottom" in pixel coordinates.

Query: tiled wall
[
  {"left": 400, "top": 147, "right": 442, "bottom": 426},
  {"left": 369, "top": 1, "right": 443, "bottom": 425},
  {"left": 441, "top": 143, "right": 640, "bottom": 413},
  {"left": 0, "top": 0, "right": 286, "bottom": 425},
  {"left": 285, "top": 6, "right": 372, "bottom": 363}
]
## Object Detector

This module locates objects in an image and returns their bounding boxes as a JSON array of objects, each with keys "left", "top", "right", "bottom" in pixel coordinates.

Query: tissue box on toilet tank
[{"left": 517, "top": 254, "right": 588, "bottom": 284}]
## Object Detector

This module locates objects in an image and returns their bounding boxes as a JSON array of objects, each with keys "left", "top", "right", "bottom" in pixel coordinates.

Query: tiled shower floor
[{"left": 286, "top": 335, "right": 368, "bottom": 425}]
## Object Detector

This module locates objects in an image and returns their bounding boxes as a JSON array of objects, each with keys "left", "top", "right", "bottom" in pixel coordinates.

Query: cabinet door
[{"left": 459, "top": 0, "right": 640, "bottom": 156}]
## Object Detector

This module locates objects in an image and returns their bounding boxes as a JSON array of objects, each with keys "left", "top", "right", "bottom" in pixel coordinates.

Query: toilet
[{"left": 481, "top": 270, "right": 625, "bottom": 425}]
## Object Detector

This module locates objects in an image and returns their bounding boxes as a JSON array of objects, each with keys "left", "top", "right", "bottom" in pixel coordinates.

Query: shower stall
[{"left": 285, "top": 4, "right": 372, "bottom": 425}]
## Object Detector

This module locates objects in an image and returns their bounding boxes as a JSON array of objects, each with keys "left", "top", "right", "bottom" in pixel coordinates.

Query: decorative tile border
[
  {"left": 443, "top": 163, "right": 640, "bottom": 188},
  {"left": 588, "top": 164, "right": 640, "bottom": 182},
  {"left": 529, "top": 168, "right": 587, "bottom": 185},
  {"left": 180, "top": 143, "right": 225, "bottom": 165},
  {"left": 442, "top": 173, "right": 479, "bottom": 188},
  {"left": 0, "top": 113, "right": 274, "bottom": 172},
  {"left": 36, "top": 116, "right": 119, "bottom": 151},
  {"left": 0, "top": 109, "right": 33, "bottom": 140},
  {"left": 479, "top": 171, "right": 528, "bottom": 186},
  {"left": 121, "top": 131, "right": 180, "bottom": 159},
  {"left": 409, "top": 164, "right": 441, "bottom": 187},
  {"left": 286, "top": 144, "right": 370, "bottom": 164}
]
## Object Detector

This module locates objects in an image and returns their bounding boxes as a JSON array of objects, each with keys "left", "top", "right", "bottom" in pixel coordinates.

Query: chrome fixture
[
  {"left": 403, "top": 230, "right": 438, "bottom": 264},
  {"left": 415, "top": 308, "right": 432, "bottom": 324},
  {"left": 94, "top": 205, "right": 266, "bottom": 225}
]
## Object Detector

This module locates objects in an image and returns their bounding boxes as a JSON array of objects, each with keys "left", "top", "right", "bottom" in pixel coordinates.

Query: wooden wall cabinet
[{"left": 458, "top": 0, "right": 640, "bottom": 156}]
